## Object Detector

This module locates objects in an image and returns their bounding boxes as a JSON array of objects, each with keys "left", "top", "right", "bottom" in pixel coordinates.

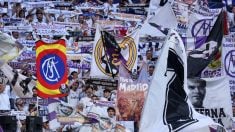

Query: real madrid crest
[{"left": 94, "top": 35, "right": 137, "bottom": 77}]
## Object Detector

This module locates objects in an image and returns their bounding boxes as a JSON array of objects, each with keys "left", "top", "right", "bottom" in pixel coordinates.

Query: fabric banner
[
  {"left": 171, "top": 1, "right": 189, "bottom": 37},
  {"left": 2, "top": 18, "right": 23, "bottom": 23},
  {"left": 45, "top": 9, "right": 82, "bottom": 17},
  {"left": 18, "top": 40, "right": 35, "bottom": 47},
  {"left": 33, "top": 24, "right": 68, "bottom": 36},
  {"left": 4, "top": 26, "right": 33, "bottom": 32},
  {"left": 109, "top": 12, "right": 144, "bottom": 22},
  {"left": 36, "top": 39, "right": 69, "bottom": 98},
  {"left": 117, "top": 62, "right": 149, "bottom": 121},
  {"left": 0, "top": 63, "right": 35, "bottom": 97},
  {"left": 0, "top": 32, "right": 24, "bottom": 67},
  {"left": 222, "top": 33, "right": 235, "bottom": 121},
  {"left": 48, "top": 98, "right": 114, "bottom": 131},
  {"left": 139, "top": 29, "right": 222, "bottom": 132},
  {"left": 186, "top": 11, "right": 224, "bottom": 78},
  {"left": 187, "top": 77, "right": 233, "bottom": 130},
  {"left": 86, "top": 78, "right": 118, "bottom": 89},
  {"left": 148, "top": 2, "right": 178, "bottom": 30},
  {"left": 90, "top": 26, "right": 139, "bottom": 78},
  {"left": 23, "top": 1, "right": 54, "bottom": 8}
]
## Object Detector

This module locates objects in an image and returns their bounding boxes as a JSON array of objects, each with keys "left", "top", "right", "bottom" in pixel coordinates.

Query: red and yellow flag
[{"left": 36, "top": 39, "right": 68, "bottom": 98}]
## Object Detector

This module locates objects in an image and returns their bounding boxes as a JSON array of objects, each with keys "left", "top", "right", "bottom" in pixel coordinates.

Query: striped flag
[
  {"left": 36, "top": 39, "right": 68, "bottom": 98},
  {"left": 139, "top": 30, "right": 223, "bottom": 132}
]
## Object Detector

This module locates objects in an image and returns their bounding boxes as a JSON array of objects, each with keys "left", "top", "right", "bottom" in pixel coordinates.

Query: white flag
[
  {"left": 139, "top": 30, "right": 221, "bottom": 132},
  {"left": 90, "top": 26, "right": 139, "bottom": 78}
]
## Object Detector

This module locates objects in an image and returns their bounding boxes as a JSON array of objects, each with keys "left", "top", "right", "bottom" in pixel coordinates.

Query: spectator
[
  {"left": 100, "top": 88, "right": 111, "bottom": 101},
  {"left": 0, "top": 77, "right": 10, "bottom": 111},
  {"left": 32, "top": 87, "right": 38, "bottom": 97},
  {"left": 68, "top": 81, "right": 80, "bottom": 107}
]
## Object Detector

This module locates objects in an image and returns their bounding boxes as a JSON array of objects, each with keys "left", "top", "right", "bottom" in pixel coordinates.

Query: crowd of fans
[{"left": 0, "top": 0, "right": 155, "bottom": 131}]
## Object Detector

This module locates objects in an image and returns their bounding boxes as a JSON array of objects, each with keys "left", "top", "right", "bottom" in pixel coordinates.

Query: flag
[
  {"left": 36, "top": 39, "right": 68, "bottom": 98},
  {"left": 187, "top": 11, "right": 224, "bottom": 77},
  {"left": 148, "top": 2, "right": 177, "bottom": 30},
  {"left": 90, "top": 26, "right": 139, "bottom": 78},
  {"left": 139, "top": 30, "right": 220, "bottom": 132},
  {"left": 100, "top": 30, "right": 122, "bottom": 78},
  {"left": 189, "top": 77, "right": 233, "bottom": 130},
  {"left": 117, "top": 62, "right": 149, "bottom": 121},
  {"left": 0, "top": 63, "right": 35, "bottom": 97},
  {"left": 0, "top": 32, "right": 23, "bottom": 67}
]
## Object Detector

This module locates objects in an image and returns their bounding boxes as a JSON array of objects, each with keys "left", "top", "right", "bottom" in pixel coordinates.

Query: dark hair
[
  {"left": 107, "top": 107, "right": 115, "bottom": 113},
  {"left": 188, "top": 77, "right": 206, "bottom": 87},
  {"left": 103, "top": 89, "right": 111, "bottom": 93},
  {"left": 32, "top": 86, "right": 37, "bottom": 90},
  {"left": 85, "top": 85, "right": 93, "bottom": 91},
  {"left": 36, "top": 9, "right": 43, "bottom": 14},
  {"left": 70, "top": 71, "right": 78, "bottom": 76}
]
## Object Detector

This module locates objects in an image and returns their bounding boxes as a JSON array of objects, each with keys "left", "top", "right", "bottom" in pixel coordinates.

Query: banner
[
  {"left": 86, "top": 78, "right": 118, "bottom": 89},
  {"left": 23, "top": 1, "right": 54, "bottom": 8},
  {"left": 140, "top": 30, "right": 222, "bottom": 131},
  {"left": 33, "top": 24, "right": 68, "bottom": 36},
  {"left": 36, "top": 39, "right": 69, "bottom": 98},
  {"left": 187, "top": 77, "right": 233, "bottom": 130},
  {"left": 45, "top": 9, "right": 82, "bottom": 17},
  {"left": 109, "top": 12, "right": 144, "bottom": 22},
  {"left": 223, "top": 33, "right": 235, "bottom": 120},
  {"left": 117, "top": 62, "right": 149, "bottom": 121},
  {"left": 4, "top": 26, "right": 33, "bottom": 32},
  {"left": 171, "top": 1, "right": 189, "bottom": 37},
  {"left": 2, "top": 18, "right": 23, "bottom": 24},
  {"left": 186, "top": 11, "right": 224, "bottom": 78},
  {"left": 148, "top": 2, "right": 178, "bottom": 30},
  {"left": 1, "top": 63, "right": 35, "bottom": 97},
  {"left": 0, "top": 32, "right": 23, "bottom": 67},
  {"left": 90, "top": 26, "right": 139, "bottom": 78}
]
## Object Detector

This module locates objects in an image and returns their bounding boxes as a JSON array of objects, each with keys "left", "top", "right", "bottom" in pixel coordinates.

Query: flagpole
[
  {"left": 36, "top": 97, "right": 39, "bottom": 116},
  {"left": 100, "top": 31, "right": 115, "bottom": 78}
]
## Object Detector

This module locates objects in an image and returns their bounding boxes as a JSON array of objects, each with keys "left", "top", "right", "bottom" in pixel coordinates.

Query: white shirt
[
  {"left": 79, "top": 97, "right": 93, "bottom": 113},
  {"left": 67, "top": 90, "right": 80, "bottom": 108},
  {"left": 0, "top": 85, "right": 10, "bottom": 110}
]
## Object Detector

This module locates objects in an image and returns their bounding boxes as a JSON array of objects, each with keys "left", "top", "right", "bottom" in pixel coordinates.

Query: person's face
[
  {"left": 36, "top": 12, "right": 43, "bottom": 22},
  {"left": 32, "top": 89, "right": 37, "bottom": 97},
  {"left": 12, "top": 32, "right": 19, "bottom": 39},
  {"left": 0, "top": 83, "right": 6, "bottom": 93},
  {"left": 108, "top": 109, "right": 115, "bottom": 118},
  {"left": 146, "top": 51, "right": 152, "bottom": 60},
  {"left": 104, "top": 91, "right": 111, "bottom": 98},
  {"left": 86, "top": 87, "right": 93, "bottom": 97},
  {"left": 26, "top": 33, "right": 33, "bottom": 40},
  {"left": 27, "top": 15, "right": 33, "bottom": 22},
  {"left": 148, "top": 66, "right": 155, "bottom": 76},
  {"left": 188, "top": 80, "right": 206, "bottom": 108},
  {"left": 72, "top": 82, "right": 79, "bottom": 90},
  {"left": 72, "top": 72, "right": 78, "bottom": 79}
]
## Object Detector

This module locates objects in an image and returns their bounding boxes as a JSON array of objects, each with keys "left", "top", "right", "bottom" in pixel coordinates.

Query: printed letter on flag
[{"left": 36, "top": 39, "right": 68, "bottom": 98}]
